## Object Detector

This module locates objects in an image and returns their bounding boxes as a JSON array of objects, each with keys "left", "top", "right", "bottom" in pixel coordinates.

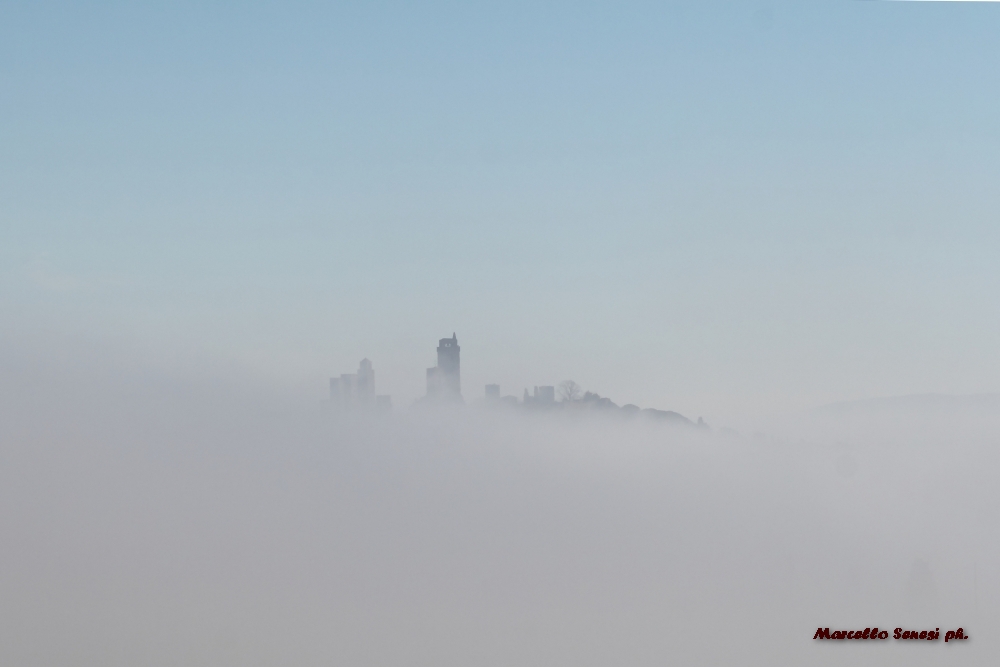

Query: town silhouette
[{"left": 329, "top": 333, "right": 705, "bottom": 427}]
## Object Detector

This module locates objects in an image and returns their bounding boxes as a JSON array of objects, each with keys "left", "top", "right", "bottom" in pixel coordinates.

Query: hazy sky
[
  {"left": 3, "top": 6, "right": 999, "bottom": 665},
  {"left": 3, "top": 1, "right": 1000, "bottom": 422}
]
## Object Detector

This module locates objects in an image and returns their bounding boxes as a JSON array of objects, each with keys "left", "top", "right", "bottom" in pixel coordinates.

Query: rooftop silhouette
[{"left": 425, "top": 333, "right": 462, "bottom": 403}]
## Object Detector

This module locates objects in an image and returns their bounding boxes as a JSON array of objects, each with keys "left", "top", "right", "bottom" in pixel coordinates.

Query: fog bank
[{"left": 1, "top": 344, "right": 995, "bottom": 666}]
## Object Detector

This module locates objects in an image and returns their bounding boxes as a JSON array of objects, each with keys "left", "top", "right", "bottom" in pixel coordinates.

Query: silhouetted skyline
[{"left": 337, "top": 333, "right": 703, "bottom": 425}]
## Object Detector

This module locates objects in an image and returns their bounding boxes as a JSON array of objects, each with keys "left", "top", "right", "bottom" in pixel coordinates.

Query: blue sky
[{"left": 3, "top": 1, "right": 1000, "bottom": 422}]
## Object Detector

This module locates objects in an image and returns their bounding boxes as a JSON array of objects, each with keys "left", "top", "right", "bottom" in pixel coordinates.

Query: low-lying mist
[{"left": 1, "top": 343, "right": 995, "bottom": 666}]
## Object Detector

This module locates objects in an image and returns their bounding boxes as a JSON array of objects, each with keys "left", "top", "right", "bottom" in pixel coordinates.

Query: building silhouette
[
  {"left": 426, "top": 333, "right": 462, "bottom": 401},
  {"left": 357, "top": 358, "right": 374, "bottom": 400},
  {"left": 330, "top": 372, "right": 358, "bottom": 406},
  {"left": 330, "top": 358, "right": 390, "bottom": 412},
  {"left": 523, "top": 385, "right": 556, "bottom": 407}
]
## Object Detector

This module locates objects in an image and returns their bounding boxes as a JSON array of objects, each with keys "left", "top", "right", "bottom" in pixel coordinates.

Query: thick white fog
[
  {"left": 1, "top": 339, "right": 995, "bottom": 666},
  {"left": 5, "top": 1, "right": 1000, "bottom": 664}
]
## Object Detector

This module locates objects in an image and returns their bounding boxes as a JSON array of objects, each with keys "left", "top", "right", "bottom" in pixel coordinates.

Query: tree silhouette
[{"left": 558, "top": 380, "right": 582, "bottom": 403}]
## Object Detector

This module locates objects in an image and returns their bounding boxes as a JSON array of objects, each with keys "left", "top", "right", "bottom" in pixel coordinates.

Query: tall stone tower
[{"left": 426, "top": 333, "right": 461, "bottom": 400}]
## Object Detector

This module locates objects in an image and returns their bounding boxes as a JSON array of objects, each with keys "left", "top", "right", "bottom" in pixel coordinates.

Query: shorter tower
[
  {"left": 357, "top": 358, "right": 374, "bottom": 403},
  {"left": 330, "top": 359, "right": 389, "bottom": 412},
  {"left": 534, "top": 386, "right": 555, "bottom": 404},
  {"left": 522, "top": 385, "right": 556, "bottom": 407},
  {"left": 330, "top": 373, "right": 357, "bottom": 407}
]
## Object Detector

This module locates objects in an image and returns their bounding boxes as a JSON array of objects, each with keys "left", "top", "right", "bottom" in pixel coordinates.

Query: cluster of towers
[
  {"left": 485, "top": 383, "right": 555, "bottom": 407},
  {"left": 329, "top": 358, "right": 391, "bottom": 412},
  {"left": 330, "top": 333, "right": 555, "bottom": 411}
]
